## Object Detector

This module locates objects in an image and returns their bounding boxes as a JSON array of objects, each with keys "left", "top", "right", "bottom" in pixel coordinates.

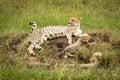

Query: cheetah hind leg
[
  {"left": 64, "top": 52, "right": 75, "bottom": 59},
  {"left": 35, "top": 44, "right": 42, "bottom": 49},
  {"left": 35, "top": 40, "right": 44, "bottom": 50},
  {"left": 28, "top": 44, "right": 36, "bottom": 56},
  {"left": 66, "top": 53, "right": 75, "bottom": 57}
]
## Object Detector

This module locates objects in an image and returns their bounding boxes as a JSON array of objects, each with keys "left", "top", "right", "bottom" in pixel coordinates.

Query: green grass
[
  {"left": 0, "top": 0, "right": 120, "bottom": 80},
  {"left": 0, "top": 0, "right": 120, "bottom": 32},
  {"left": 0, "top": 64, "right": 120, "bottom": 80}
]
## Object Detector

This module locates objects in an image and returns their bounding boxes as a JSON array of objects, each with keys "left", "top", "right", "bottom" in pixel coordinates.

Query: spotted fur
[{"left": 27, "top": 17, "right": 82, "bottom": 56}]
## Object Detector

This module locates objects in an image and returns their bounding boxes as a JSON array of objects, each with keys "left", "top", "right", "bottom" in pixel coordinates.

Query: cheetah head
[
  {"left": 79, "top": 33, "right": 90, "bottom": 43},
  {"left": 68, "top": 17, "right": 80, "bottom": 27},
  {"left": 29, "top": 21, "right": 37, "bottom": 30},
  {"left": 91, "top": 52, "right": 102, "bottom": 61}
]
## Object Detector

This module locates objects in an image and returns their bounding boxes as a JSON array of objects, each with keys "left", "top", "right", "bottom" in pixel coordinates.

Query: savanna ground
[{"left": 0, "top": 0, "right": 120, "bottom": 80}]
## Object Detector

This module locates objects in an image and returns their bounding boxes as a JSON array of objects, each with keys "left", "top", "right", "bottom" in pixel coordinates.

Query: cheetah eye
[{"left": 71, "top": 19, "right": 74, "bottom": 21}]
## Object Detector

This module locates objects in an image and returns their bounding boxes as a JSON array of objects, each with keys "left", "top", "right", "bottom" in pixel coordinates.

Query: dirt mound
[
  {"left": 42, "top": 36, "right": 79, "bottom": 58},
  {"left": 1, "top": 31, "right": 119, "bottom": 67},
  {"left": 2, "top": 32, "right": 112, "bottom": 57},
  {"left": 89, "top": 32, "right": 110, "bottom": 43},
  {"left": 6, "top": 33, "right": 28, "bottom": 53}
]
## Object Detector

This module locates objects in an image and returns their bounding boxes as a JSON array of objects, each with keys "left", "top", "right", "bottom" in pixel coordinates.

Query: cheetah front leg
[
  {"left": 28, "top": 43, "right": 42, "bottom": 56},
  {"left": 67, "top": 35, "right": 72, "bottom": 44},
  {"left": 34, "top": 44, "right": 42, "bottom": 49},
  {"left": 28, "top": 44, "right": 36, "bottom": 56},
  {"left": 35, "top": 38, "right": 44, "bottom": 49}
]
